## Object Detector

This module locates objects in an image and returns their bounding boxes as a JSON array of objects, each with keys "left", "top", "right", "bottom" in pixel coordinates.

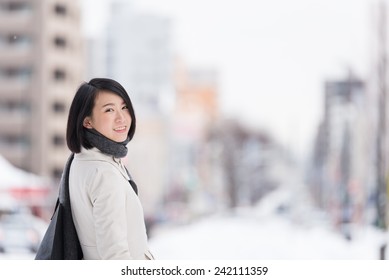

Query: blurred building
[
  {"left": 207, "top": 120, "right": 281, "bottom": 210},
  {"left": 173, "top": 60, "right": 219, "bottom": 143},
  {"left": 310, "top": 74, "right": 373, "bottom": 232},
  {"left": 85, "top": 36, "right": 106, "bottom": 79},
  {"left": 166, "top": 61, "right": 220, "bottom": 219},
  {"left": 104, "top": 1, "right": 174, "bottom": 224},
  {"left": 370, "top": 0, "right": 389, "bottom": 237},
  {"left": 106, "top": 1, "right": 173, "bottom": 115},
  {"left": 167, "top": 62, "right": 283, "bottom": 217},
  {"left": 0, "top": 0, "right": 84, "bottom": 179}
]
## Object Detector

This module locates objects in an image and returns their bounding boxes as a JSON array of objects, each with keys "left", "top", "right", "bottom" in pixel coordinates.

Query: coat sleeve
[{"left": 89, "top": 168, "right": 133, "bottom": 259}]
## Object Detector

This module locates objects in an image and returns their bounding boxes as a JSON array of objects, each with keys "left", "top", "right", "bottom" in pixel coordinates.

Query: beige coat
[{"left": 69, "top": 147, "right": 153, "bottom": 260}]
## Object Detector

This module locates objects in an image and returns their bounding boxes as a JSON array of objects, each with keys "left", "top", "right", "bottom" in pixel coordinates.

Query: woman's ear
[{"left": 83, "top": 117, "right": 93, "bottom": 129}]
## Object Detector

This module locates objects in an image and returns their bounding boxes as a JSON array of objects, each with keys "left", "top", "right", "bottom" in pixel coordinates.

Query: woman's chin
[{"left": 113, "top": 136, "right": 128, "bottom": 143}]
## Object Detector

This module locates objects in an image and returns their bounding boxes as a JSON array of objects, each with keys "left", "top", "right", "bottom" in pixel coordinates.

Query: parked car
[{"left": 0, "top": 212, "right": 41, "bottom": 253}]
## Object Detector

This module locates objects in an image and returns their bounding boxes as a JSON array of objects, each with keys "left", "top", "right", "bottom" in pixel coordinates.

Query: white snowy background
[{"left": 1, "top": 155, "right": 386, "bottom": 261}]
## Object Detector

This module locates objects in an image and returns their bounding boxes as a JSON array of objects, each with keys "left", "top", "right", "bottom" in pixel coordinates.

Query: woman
[{"left": 66, "top": 78, "right": 154, "bottom": 260}]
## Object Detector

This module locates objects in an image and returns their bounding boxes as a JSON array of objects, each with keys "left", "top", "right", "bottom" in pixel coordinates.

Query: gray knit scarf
[
  {"left": 84, "top": 128, "right": 138, "bottom": 195},
  {"left": 85, "top": 128, "right": 130, "bottom": 158}
]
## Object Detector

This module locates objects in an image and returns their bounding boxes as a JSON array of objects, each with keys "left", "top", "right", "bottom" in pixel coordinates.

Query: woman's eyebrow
[
  {"left": 102, "top": 102, "right": 115, "bottom": 108},
  {"left": 101, "top": 100, "right": 126, "bottom": 108}
]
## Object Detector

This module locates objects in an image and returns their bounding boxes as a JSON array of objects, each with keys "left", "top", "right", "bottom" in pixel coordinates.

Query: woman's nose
[{"left": 116, "top": 110, "right": 125, "bottom": 122}]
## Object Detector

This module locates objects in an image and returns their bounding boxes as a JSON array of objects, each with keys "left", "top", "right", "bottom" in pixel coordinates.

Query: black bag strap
[
  {"left": 124, "top": 166, "right": 138, "bottom": 195},
  {"left": 49, "top": 153, "right": 74, "bottom": 220},
  {"left": 50, "top": 199, "right": 60, "bottom": 220}
]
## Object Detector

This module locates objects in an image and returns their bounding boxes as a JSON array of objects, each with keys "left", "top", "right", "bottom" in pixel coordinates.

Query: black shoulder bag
[{"left": 35, "top": 154, "right": 83, "bottom": 260}]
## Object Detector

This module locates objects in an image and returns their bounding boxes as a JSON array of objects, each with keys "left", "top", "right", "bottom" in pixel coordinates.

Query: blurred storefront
[{"left": 0, "top": 154, "right": 52, "bottom": 219}]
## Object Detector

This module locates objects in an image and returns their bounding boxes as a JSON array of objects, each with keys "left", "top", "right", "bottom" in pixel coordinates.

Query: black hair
[{"left": 66, "top": 78, "right": 136, "bottom": 153}]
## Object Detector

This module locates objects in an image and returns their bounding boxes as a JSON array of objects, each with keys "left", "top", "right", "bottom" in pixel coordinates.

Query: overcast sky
[{"left": 81, "top": 0, "right": 378, "bottom": 159}]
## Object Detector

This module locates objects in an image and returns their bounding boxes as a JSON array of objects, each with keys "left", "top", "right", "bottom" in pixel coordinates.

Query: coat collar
[{"left": 75, "top": 147, "right": 130, "bottom": 181}]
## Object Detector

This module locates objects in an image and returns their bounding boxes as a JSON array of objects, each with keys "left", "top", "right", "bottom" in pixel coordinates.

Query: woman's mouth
[{"left": 114, "top": 126, "right": 127, "bottom": 133}]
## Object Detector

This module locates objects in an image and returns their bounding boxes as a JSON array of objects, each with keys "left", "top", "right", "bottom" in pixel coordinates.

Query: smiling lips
[{"left": 114, "top": 126, "right": 127, "bottom": 133}]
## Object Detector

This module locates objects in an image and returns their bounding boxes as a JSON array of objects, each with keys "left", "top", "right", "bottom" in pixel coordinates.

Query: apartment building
[
  {"left": 104, "top": 2, "right": 174, "bottom": 221},
  {"left": 311, "top": 75, "right": 372, "bottom": 229},
  {"left": 0, "top": 0, "right": 84, "bottom": 179}
]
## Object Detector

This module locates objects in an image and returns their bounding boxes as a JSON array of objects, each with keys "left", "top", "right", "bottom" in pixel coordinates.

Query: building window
[
  {"left": 54, "top": 36, "right": 66, "bottom": 48},
  {"left": 0, "top": 34, "right": 31, "bottom": 48},
  {"left": 0, "top": 66, "right": 31, "bottom": 80},
  {"left": 0, "top": 100, "right": 30, "bottom": 114},
  {"left": 0, "top": 2, "right": 32, "bottom": 13},
  {"left": 52, "top": 101, "right": 65, "bottom": 113},
  {"left": 53, "top": 68, "right": 66, "bottom": 81},
  {"left": 52, "top": 135, "right": 65, "bottom": 146},
  {"left": 54, "top": 3, "right": 67, "bottom": 16},
  {"left": 7, "top": 34, "right": 30, "bottom": 46},
  {"left": 0, "top": 134, "right": 29, "bottom": 147}
]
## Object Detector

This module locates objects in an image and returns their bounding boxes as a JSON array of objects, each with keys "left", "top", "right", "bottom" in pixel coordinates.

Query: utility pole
[{"left": 376, "top": 0, "right": 388, "bottom": 260}]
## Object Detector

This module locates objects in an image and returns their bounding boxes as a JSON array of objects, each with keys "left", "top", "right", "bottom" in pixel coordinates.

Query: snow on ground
[
  {"left": 0, "top": 183, "right": 387, "bottom": 260},
  {"left": 149, "top": 212, "right": 385, "bottom": 260},
  {"left": 150, "top": 213, "right": 381, "bottom": 260},
  {"left": 0, "top": 206, "right": 385, "bottom": 260},
  {"left": 0, "top": 251, "right": 35, "bottom": 260},
  {"left": 149, "top": 187, "right": 387, "bottom": 260},
  {"left": 1, "top": 211, "right": 384, "bottom": 260}
]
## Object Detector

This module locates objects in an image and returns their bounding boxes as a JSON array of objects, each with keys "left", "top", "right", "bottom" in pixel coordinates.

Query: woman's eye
[
  {"left": 122, "top": 105, "right": 129, "bottom": 110},
  {"left": 105, "top": 108, "right": 114, "bottom": 112}
]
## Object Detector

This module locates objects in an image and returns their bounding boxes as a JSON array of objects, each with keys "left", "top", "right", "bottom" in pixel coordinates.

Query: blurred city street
[
  {"left": 147, "top": 162, "right": 387, "bottom": 260},
  {"left": 1, "top": 190, "right": 386, "bottom": 260},
  {"left": 1, "top": 0, "right": 389, "bottom": 261},
  {"left": 149, "top": 207, "right": 385, "bottom": 260},
  {"left": 2, "top": 160, "right": 387, "bottom": 260}
]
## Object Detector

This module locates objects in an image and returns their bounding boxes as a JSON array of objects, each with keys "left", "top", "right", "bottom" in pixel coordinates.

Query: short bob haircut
[{"left": 66, "top": 78, "right": 136, "bottom": 153}]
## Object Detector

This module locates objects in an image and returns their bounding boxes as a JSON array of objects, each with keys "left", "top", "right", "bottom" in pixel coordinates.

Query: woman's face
[{"left": 83, "top": 91, "right": 132, "bottom": 142}]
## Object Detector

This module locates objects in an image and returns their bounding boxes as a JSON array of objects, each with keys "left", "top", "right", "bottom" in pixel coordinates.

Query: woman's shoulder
[
  {"left": 72, "top": 148, "right": 121, "bottom": 175},
  {"left": 78, "top": 146, "right": 121, "bottom": 164},
  {"left": 75, "top": 147, "right": 112, "bottom": 161},
  {"left": 73, "top": 147, "right": 128, "bottom": 180}
]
